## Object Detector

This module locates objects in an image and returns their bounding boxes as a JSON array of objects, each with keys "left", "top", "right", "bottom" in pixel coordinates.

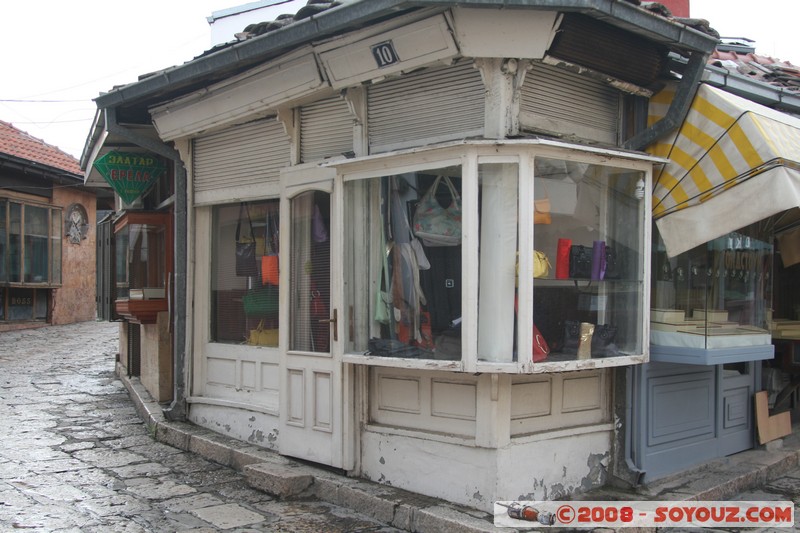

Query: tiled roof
[
  {"left": 709, "top": 49, "right": 800, "bottom": 94},
  {"left": 0, "top": 120, "right": 82, "bottom": 177}
]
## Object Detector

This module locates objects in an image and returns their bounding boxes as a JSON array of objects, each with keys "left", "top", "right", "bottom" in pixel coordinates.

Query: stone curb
[
  {"left": 115, "top": 365, "right": 501, "bottom": 532},
  {"left": 116, "top": 364, "right": 800, "bottom": 533}
]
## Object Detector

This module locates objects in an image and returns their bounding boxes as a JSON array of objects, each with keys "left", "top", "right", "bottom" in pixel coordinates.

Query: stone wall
[{"left": 51, "top": 187, "right": 97, "bottom": 325}]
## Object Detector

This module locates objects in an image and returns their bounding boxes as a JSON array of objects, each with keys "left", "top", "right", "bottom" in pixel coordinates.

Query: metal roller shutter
[
  {"left": 520, "top": 62, "right": 621, "bottom": 145},
  {"left": 300, "top": 96, "right": 353, "bottom": 163},
  {"left": 193, "top": 118, "right": 290, "bottom": 204},
  {"left": 367, "top": 61, "right": 484, "bottom": 153}
]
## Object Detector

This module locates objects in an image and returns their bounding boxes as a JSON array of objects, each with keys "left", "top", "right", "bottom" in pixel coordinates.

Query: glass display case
[
  {"left": 649, "top": 224, "right": 774, "bottom": 364},
  {"left": 114, "top": 211, "right": 172, "bottom": 324},
  {"left": 339, "top": 142, "right": 654, "bottom": 373}
]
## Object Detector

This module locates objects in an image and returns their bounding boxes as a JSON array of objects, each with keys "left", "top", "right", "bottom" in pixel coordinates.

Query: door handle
[{"left": 318, "top": 308, "right": 338, "bottom": 342}]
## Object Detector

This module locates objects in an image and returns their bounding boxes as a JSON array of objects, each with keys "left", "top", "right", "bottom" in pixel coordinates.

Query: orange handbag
[{"left": 261, "top": 255, "right": 279, "bottom": 286}]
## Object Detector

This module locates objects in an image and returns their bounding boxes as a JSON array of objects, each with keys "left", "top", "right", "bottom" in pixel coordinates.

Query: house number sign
[{"left": 371, "top": 40, "right": 400, "bottom": 68}]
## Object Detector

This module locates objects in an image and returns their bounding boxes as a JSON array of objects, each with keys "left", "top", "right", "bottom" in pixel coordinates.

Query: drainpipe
[
  {"left": 623, "top": 49, "right": 709, "bottom": 151},
  {"left": 611, "top": 48, "right": 711, "bottom": 486},
  {"left": 105, "top": 108, "right": 188, "bottom": 422}
]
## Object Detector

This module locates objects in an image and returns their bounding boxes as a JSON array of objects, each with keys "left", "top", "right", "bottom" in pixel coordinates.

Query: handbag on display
[
  {"left": 243, "top": 285, "right": 279, "bottom": 317},
  {"left": 516, "top": 251, "right": 552, "bottom": 285},
  {"left": 534, "top": 250, "right": 551, "bottom": 278},
  {"left": 412, "top": 176, "right": 462, "bottom": 246},
  {"left": 312, "top": 203, "right": 328, "bottom": 243},
  {"left": 247, "top": 320, "right": 279, "bottom": 346},
  {"left": 569, "top": 245, "right": 592, "bottom": 279},
  {"left": 556, "top": 238, "right": 572, "bottom": 279},
  {"left": 534, "top": 180, "right": 552, "bottom": 225},
  {"left": 512, "top": 295, "right": 549, "bottom": 362},
  {"left": 532, "top": 324, "right": 549, "bottom": 362},
  {"left": 534, "top": 198, "right": 551, "bottom": 225},
  {"left": 591, "top": 240, "right": 606, "bottom": 281},
  {"left": 261, "top": 209, "right": 280, "bottom": 286},
  {"left": 604, "top": 245, "right": 622, "bottom": 279},
  {"left": 591, "top": 324, "right": 620, "bottom": 357},
  {"left": 235, "top": 203, "right": 258, "bottom": 277},
  {"left": 562, "top": 320, "right": 580, "bottom": 355}
]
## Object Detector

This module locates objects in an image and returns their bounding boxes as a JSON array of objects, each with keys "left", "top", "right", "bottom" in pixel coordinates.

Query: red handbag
[
  {"left": 515, "top": 295, "right": 549, "bottom": 362},
  {"left": 533, "top": 324, "right": 550, "bottom": 362}
]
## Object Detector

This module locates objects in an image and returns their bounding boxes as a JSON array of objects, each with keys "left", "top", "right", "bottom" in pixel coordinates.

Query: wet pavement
[
  {"left": 0, "top": 321, "right": 402, "bottom": 532},
  {"left": 6, "top": 321, "right": 800, "bottom": 532}
]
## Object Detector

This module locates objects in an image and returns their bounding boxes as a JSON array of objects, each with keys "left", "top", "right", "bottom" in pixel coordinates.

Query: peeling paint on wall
[
  {"left": 248, "top": 429, "right": 266, "bottom": 443},
  {"left": 581, "top": 452, "right": 609, "bottom": 491}
]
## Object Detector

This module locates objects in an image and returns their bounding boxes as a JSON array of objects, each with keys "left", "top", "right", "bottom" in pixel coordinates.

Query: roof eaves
[
  {"left": 702, "top": 63, "right": 800, "bottom": 114},
  {"left": 0, "top": 152, "right": 83, "bottom": 182},
  {"left": 94, "top": 0, "right": 718, "bottom": 111}
]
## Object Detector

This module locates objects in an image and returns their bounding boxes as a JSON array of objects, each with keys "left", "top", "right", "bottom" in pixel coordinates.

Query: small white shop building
[{"left": 83, "top": 0, "right": 722, "bottom": 511}]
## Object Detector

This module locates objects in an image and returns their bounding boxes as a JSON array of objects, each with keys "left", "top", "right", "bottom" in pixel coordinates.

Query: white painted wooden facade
[{"left": 152, "top": 6, "right": 662, "bottom": 511}]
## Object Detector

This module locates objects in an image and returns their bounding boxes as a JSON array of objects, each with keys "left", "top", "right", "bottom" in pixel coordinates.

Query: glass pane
[
  {"left": 50, "top": 208, "right": 61, "bottom": 284},
  {"left": 24, "top": 205, "right": 49, "bottom": 283},
  {"left": 651, "top": 225, "right": 773, "bottom": 349},
  {"left": 9, "top": 203, "right": 21, "bottom": 283},
  {"left": 531, "top": 157, "right": 645, "bottom": 361},
  {"left": 115, "top": 225, "right": 129, "bottom": 299},
  {"left": 33, "top": 289, "right": 48, "bottom": 319},
  {"left": 345, "top": 168, "right": 463, "bottom": 360},
  {"left": 477, "top": 163, "right": 519, "bottom": 363},
  {"left": 211, "top": 200, "right": 280, "bottom": 345},
  {"left": 127, "top": 223, "right": 166, "bottom": 292},
  {"left": 0, "top": 201, "right": 6, "bottom": 283},
  {"left": 8, "top": 288, "right": 33, "bottom": 320},
  {"left": 290, "top": 191, "right": 330, "bottom": 353}
]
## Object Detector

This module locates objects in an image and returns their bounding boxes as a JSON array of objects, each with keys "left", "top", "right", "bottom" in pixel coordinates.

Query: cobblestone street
[{"left": 0, "top": 321, "right": 400, "bottom": 532}]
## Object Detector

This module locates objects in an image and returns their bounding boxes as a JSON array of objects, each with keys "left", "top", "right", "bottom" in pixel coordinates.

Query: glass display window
[
  {"left": 0, "top": 199, "right": 61, "bottom": 286},
  {"left": 650, "top": 225, "right": 774, "bottom": 351},
  {"left": 339, "top": 142, "right": 654, "bottom": 373},
  {"left": 114, "top": 211, "right": 172, "bottom": 324},
  {"left": 210, "top": 200, "right": 281, "bottom": 346}
]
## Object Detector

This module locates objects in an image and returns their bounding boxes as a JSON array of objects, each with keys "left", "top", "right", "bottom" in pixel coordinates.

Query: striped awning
[{"left": 647, "top": 83, "right": 800, "bottom": 256}]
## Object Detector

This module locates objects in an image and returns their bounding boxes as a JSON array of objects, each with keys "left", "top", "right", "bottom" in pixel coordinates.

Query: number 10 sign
[{"left": 371, "top": 40, "right": 400, "bottom": 68}]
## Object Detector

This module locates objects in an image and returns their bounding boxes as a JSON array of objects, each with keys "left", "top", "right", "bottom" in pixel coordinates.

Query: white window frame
[{"left": 331, "top": 140, "right": 658, "bottom": 374}]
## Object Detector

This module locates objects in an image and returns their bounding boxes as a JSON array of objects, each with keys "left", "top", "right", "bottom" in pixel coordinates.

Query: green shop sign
[{"left": 93, "top": 151, "right": 166, "bottom": 204}]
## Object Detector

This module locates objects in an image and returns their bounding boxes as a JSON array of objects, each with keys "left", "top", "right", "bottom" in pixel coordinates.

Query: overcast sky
[{"left": 2, "top": 0, "right": 799, "bottom": 162}]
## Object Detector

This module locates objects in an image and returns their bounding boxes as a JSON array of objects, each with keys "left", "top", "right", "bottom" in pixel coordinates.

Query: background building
[{"left": 0, "top": 120, "right": 103, "bottom": 331}]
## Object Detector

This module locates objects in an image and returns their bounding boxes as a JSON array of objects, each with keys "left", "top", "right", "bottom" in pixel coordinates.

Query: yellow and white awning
[{"left": 647, "top": 83, "right": 800, "bottom": 256}]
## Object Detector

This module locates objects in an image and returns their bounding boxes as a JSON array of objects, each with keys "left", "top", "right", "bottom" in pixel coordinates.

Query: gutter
[
  {"left": 94, "top": 0, "right": 718, "bottom": 111},
  {"left": 105, "top": 108, "right": 189, "bottom": 422},
  {"left": 623, "top": 49, "right": 710, "bottom": 151},
  {"left": 702, "top": 63, "right": 800, "bottom": 115}
]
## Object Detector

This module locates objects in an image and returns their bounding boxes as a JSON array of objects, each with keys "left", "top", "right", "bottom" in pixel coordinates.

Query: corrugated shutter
[
  {"left": 368, "top": 61, "right": 484, "bottom": 153},
  {"left": 193, "top": 118, "right": 290, "bottom": 204},
  {"left": 520, "top": 62, "right": 620, "bottom": 145},
  {"left": 300, "top": 96, "right": 354, "bottom": 163}
]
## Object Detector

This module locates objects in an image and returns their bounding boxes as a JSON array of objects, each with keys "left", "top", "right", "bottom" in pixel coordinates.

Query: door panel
[
  {"left": 718, "top": 362, "right": 755, "bottom": 456},
  {"left": 280, "top": 188, "right": 343, "bottom": 467}
]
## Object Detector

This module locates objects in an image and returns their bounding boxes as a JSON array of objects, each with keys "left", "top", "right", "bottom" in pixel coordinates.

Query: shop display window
[
  {"left": 340, "top": 143, "right": 653, "bottom": 373},
  {"left": 0, "top": 199, "right": 61, "bottom": 286},
  {"left": 210, "top": 200, "right": 281, "bottom": 346},
  {"left": 650, "top": 226, "right": 773, "bottom": 350},
  {"left": 114, "top": 211, "right": 172, "bottom": 324}
]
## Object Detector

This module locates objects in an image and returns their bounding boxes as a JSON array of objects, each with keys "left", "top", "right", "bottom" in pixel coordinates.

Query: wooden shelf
[{"left": 115, "top": 298, "right": 167, "bottom": 324}]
